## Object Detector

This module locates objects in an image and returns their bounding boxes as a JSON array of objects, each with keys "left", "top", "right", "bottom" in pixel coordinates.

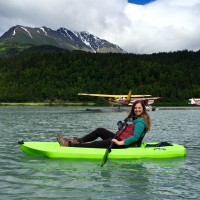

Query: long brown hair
[{"left": 128, "top": 100, "right": 151, "bottom": 132}]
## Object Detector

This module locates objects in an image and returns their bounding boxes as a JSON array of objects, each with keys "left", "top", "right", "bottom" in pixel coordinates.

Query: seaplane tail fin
[{"left": 127, "top": 90, "right": 132, "bottom": 101}]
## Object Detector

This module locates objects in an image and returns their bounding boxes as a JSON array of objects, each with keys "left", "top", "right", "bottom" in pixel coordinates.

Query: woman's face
[{"left": 134, "top": 103, "right": 143, "bottom": 116}]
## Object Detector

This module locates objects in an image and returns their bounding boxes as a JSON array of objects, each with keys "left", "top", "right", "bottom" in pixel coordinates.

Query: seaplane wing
[
  {"left": 189, "top": 98, "right": 200, "bottom": 106},
  {"left": 78, "top": 93, "right": 151, "bottom": 98}
]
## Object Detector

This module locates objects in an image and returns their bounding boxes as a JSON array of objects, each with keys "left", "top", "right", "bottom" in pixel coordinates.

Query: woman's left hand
[{"left": 112, "top": 139, "right": 124, "bottom": 146}]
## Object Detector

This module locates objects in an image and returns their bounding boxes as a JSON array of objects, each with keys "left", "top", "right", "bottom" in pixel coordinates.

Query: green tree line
[{"left": 0, "top": 47, "right": 200, "bottom": 105}]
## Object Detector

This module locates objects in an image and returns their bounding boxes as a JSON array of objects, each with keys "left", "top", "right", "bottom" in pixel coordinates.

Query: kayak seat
[{"left": 135, "top": 131, "right": 147, "bottom": 147}]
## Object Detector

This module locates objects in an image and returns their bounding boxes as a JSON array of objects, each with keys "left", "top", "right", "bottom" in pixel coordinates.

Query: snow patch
[
  {"left": 71, "top": 30, "right": 79, "bottom": 38},
  {"left": 39, "top": 27, "right": 47, "bottom": 36},
  {"left": 63, "top": 29, "right": 73, "bottom": 40},
  {"left": 78, "top": 33, "right": 96, "bottom": 52},
  {"left": 21, "top": 27, "right": 33, "bottom": 38}
]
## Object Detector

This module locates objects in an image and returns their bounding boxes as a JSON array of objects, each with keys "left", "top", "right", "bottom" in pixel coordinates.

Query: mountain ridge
[{"left": 0, "top": 25, "right": 126, "bottom": 54}]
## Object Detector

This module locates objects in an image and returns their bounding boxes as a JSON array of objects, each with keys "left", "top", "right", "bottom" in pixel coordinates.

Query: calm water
[{"left": 0, "top": 106, "right": 199, "bottom": 200}]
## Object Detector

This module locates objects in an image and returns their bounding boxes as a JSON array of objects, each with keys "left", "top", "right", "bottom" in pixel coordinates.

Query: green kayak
[{"left": 18, "top": 141, "right": 186, "bottom": 159}]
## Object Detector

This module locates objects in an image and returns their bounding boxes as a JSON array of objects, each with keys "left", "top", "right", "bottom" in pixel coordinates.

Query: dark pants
[{"left": 70, "top": 128, "right": 126, "bottom": 148}]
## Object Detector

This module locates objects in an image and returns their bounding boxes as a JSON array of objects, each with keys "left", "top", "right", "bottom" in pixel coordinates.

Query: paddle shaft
[{"left": 101, "top": 125, "right": 126, "bottom": 167}]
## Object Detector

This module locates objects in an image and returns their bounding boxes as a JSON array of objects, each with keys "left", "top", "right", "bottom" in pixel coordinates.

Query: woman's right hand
[{"left": 112, "top": 139, "right": 124, "bottom": 146}]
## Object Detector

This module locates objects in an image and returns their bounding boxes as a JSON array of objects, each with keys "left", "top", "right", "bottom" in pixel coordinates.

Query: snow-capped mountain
[{"left": 0, "top": 25, "right": 126, "bottom": 53}]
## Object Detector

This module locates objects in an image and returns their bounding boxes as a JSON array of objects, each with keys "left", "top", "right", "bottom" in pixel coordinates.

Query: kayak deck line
[{"left": 18, "top": 141, "right": 187, "bottom": 159}]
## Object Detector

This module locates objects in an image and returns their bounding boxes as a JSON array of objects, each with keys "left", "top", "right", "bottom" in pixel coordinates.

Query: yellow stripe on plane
[{"left": 78, "top": 93, "right": 151, "bottom": 98}]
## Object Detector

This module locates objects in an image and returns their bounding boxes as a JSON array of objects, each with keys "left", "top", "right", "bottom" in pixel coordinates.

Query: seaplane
[
  {"left": 78, "top": 90, "right": 162, "bottom": 111},
  {"left": 188, "top": 98, "right": 200, "bottom": 106}
]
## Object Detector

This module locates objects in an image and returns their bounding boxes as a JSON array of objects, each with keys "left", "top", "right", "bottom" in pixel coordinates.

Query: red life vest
[{"left": 116, "top": 123, "right": 135, "bottom": 141}]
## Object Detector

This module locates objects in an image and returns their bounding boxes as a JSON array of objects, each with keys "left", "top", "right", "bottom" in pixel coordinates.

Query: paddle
[
  {"left": 101, "top": 118, "right": 129, "bottom": 167},
  {"left": 101, "top": 133, "right": 117, "bottom": 167}
]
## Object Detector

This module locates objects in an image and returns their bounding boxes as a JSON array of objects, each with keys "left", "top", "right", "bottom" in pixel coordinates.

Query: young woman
[{"left": 57, "top": 100, "right": 151, "bottom": 148}]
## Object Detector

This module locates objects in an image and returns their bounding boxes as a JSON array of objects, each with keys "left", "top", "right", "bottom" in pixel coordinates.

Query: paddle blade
[{"left": 101, "top": 148, "right": 111, "bottom": 167}]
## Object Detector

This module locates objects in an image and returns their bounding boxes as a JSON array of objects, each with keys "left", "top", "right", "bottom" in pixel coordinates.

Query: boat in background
[{"left": 189, "top": 98, "right": 200, "bottom": 106}]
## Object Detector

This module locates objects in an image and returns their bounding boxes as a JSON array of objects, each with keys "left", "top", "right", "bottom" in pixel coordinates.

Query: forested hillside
[{"left": 0, "top": 47, "right": 200, "bottom": 105}]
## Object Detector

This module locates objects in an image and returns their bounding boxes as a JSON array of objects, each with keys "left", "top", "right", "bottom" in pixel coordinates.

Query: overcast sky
[{"left": 0, "top": 0, "right": 200, "bottom": 54}]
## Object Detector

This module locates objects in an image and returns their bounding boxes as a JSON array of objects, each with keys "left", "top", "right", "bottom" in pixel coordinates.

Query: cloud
[{"left": 0, "top": 0, "right": 200, "bottom": 54}]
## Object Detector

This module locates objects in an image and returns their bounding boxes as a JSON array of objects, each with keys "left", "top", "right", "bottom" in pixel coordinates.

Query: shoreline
[
  {"left": 0, "top": 102, "right": 95, "bottom": 106},
  {"left": 0, "top": 103, "right": 200, "bottom": 110}
]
